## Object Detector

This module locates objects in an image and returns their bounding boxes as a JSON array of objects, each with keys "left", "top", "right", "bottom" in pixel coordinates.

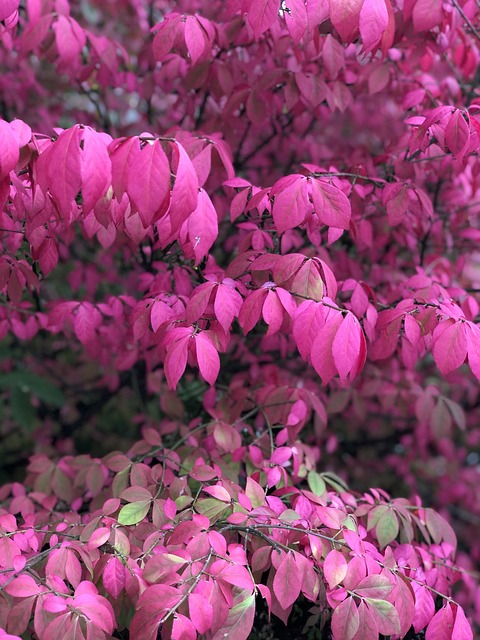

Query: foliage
[{"left": 0, "top": 0, "right": 479, "bottom": 638}]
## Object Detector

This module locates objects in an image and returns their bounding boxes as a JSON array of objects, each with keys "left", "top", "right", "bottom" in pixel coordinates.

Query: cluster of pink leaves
[
  {"left": 0, "top": 419, "right": 472, "bottom": 640},
  {"left": 0, "top": 0, "right": 480, "bottom": 638}
]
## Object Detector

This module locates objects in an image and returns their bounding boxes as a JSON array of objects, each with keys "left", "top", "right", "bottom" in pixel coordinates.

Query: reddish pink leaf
[
  {"left": 188, "top": 593, "right": 213, "bottom": 634},
  {"left": 331, "top": 596, "right": 360, "bottom": 640},
  {"left": 273, "top": 552, "right": 301, "bottom": 609},
  {"left": 262, "top": 290, "right": 285, "bottom": 336}
]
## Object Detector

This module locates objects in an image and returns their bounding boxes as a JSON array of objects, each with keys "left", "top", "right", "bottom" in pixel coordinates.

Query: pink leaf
[
  {"left": 452, "top": 604, "right": 473, "bottom": 640},
  {"left": 332, "top": 312, "right": 366, "bottom": 382},
  {"left": 311, "top": 180, "right": 351, "bottom": 229},
  {"left": 170, "top": 141, "right": 199, "bottom": 232},
  {"left": 331, "top": 596, "right": 360, "bottom": 640},
  {"left": 311, "top": 311, "right": 343, "bottom": 384},
  {"left": 4, "top": 575, "right": 41, "bottom": 598},
  {"left": 211, "top": 593, "right": 255, "bottom": 640},
  {"left": 44, "top": 126, "right": 82, "bottom": 214},
  {"left": 214, "top": 282, "right": 243, "bottom": 331},
  {"left": 323, "top": 549, "right": 348, "bottom": 590},
  {"left": 262, "top": 290, "right": 285, "bottom": 336},
  {"left": 329, "top": 0, "right": 363, "bottom": 41},
  {"left": 273, "top": 552, "right": 301, "bottom": 609},
  {"left": 353, "top": 599, "right": 378, "bottom": 640},
  {"left": 412, "top": 0, "right": 443, "bottom": 32},
  {"left": 80, "top": 128, "right": 112, "bottom": 213},
  {"left": 164, "top": 332, "right": 190, "bottom": 389},
  {"left": 359, "top": 0, "right": 388, "bottom": 52},
  {"left": 432, "top": 321, "right": 467, "bottom": 375},
  {"left": 0, "top": 120, "right": 19, "bottom": 179},
  {"left": 353, "top": 575, "right": 394, "bottom": 599},
  {"left": 103, "top": 556, "right": 125, "bottom": 599},
  {"left": 172, "top": 613, "right": 196, "bottom": 640},
  {"left": 194, "top": 331, "right": 220, "bottom": 385},
  {"left": 271, "top": 175, "right": 308, "bottom": 234},
  {"left": 127, "top": 141, "right": 170, "bottom": 227},
  {"left": 246, "top": 0, "right": 278, "bottom": 38},
  {"left": 445, "top": 110, "right": 470, "bottom": 159},
  {"left": 184, "top": 188, "right": 218, "bottom": 264},
  {"left": 365, "top": 599, "right": 400, "bottom": 636},
  {"left": 284, "top": 0, "right": 307, "bottom": 44},
  {"left": 0, "top": 0, "right": 19, "bottom": 20},
  {"left": 184, "top": 16, "right": 206, "bottom": 65},
  {"left": 425, "top": 603, "right": 455, "bottom": 640},
  {"left": 239, "top": 289, "right": 266, "bottom": 334},
  {"left": 53, "top": 16, "right": 86, "bottom": 63}
]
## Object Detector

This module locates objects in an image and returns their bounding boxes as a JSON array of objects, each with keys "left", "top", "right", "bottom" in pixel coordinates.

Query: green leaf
[
  {"left": 194, "top": 498, "right": 231, "bottom": 522},
  {"left": 321, "top": 471, "right": 349, "bottom": 492},
  {"left": 307, "top": 470, "right": 326, "bottom": 497},
  {"left": 0, "top": 371, "right": 64, "bottom": 406},
  {"left": 10, "top": 387, "right": 35, "bottom": 430},
  {"left": 117, "top": 500, "right": 151, "bottom": 525},
  {"left": 376, "top": 510, "right": 399, "bottom": 549}
]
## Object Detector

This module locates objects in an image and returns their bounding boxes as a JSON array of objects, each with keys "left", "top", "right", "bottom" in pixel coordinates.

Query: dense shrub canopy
[{"left": 0, "top": 0, "right": 479, "bottom": 638}]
